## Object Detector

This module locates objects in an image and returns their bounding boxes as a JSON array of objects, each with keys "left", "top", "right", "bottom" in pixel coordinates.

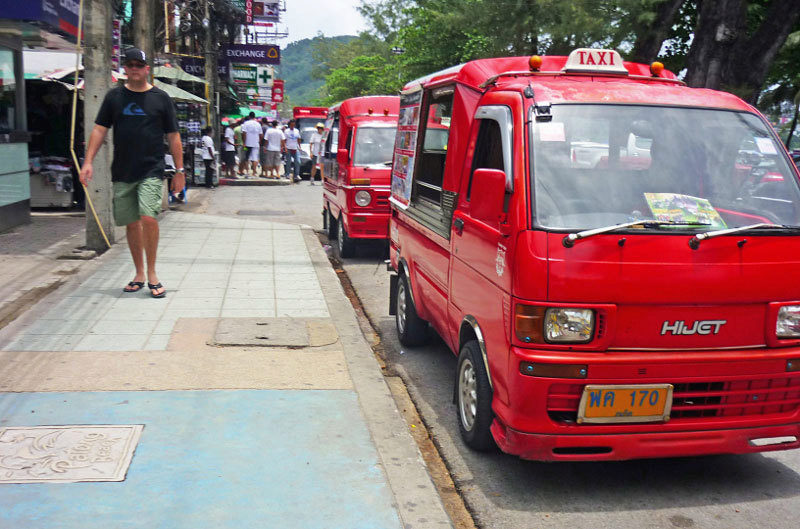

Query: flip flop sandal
[
  {"left": 148, "top": 282, "right": 167, "bottom": 299},
  {"left": 123, "top": 281, "right": 145, "bottom": 293}
]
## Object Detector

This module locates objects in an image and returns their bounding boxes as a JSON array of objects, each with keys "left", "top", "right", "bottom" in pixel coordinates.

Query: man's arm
[
  {"left": 79, "top": 124, "right": 110, "bottom": 185},
  {"left": 167, "top": 131, "right": 185, "bottom": 193}
]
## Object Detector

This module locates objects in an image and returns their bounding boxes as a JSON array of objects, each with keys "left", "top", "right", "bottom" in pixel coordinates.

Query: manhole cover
[
  {"left": 213, "top": 318, "right": 338, "bottom": 347},
  {"left": 0, "top": 425, "right": 143, "bottom": 483},
  {"left": 237, "top": 209, "right": 293, "bottom": 216}
]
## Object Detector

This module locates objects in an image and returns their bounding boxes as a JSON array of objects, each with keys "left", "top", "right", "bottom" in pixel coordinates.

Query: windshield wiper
[
  {"left": 563, "top": 220, "right": 711, "bottom": 248},
  {"left": 689, "top": 223, "right": 800, "bottom": 249}
]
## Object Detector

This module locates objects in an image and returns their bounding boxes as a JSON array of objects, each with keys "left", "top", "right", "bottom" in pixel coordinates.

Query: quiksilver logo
[{"left": 661, "top": 320, "right": 726, "bottom": 335}]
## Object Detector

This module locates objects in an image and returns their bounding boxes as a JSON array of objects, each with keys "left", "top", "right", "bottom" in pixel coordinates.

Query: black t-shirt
[{"left": 95, "top": 85, "right": 179, "bottom": 182}]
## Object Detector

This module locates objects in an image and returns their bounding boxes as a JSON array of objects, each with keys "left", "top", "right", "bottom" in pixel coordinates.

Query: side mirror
[
  {"left": 337, "top": 148, "right": 349, "bottom": 165},
  {"left": 470, "top": 168, "right": 507, "bottom": 226}
]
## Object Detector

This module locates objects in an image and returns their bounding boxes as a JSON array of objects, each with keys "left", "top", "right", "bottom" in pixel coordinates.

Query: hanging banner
[
  {"left": 391, "top": 89, "right": 423, "bottom": 208},
  {"left": 230, "top": 64, "right": 258, "bottom": 86},
  {"left": 271, "top": 80, "right": 284, "bottom": 102},
  {"left": 253, "top": 1, "right": 280, "bottom": 22}
]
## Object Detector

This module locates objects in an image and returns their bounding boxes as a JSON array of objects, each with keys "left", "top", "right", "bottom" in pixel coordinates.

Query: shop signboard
[
  {"left": 3, "top": 1, "right": 80, "bottom": 40},
  {"left": 253, "top": 1, "right": 280, "bottom": 22},
  {"left": 230, "top": 64, "right": 258, "bottom": 86},
  {"left": 257, "top": 65, "right": 274, "bottom": 87},
  {"left": 181, "top": 58, "right": 228, "bottom": 78},
  {"left": 223, "top": 44, "right": 280, "bottom": 65}
]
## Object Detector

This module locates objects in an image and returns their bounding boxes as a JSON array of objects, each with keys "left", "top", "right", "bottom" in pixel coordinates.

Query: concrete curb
[{"left": 301, "top": 227, "right": 454, "bottom": 528}]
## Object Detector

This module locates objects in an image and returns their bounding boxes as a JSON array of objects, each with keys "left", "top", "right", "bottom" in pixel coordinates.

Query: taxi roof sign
[{"left": 564, "top": 49, "right": 628, "bottom": 75}]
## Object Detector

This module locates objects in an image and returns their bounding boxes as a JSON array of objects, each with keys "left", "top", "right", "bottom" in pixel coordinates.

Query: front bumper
[
  {"left": 492, "top": 346, "right": 800, "bottom": 460},
  {"left": 344, "top": 211, "right": 390, "bottom": 239}
]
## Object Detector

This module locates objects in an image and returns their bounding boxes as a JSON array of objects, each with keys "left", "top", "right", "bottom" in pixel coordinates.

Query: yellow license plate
[{"left": 577, "top": 384, "right": 673, "bottom": 424}]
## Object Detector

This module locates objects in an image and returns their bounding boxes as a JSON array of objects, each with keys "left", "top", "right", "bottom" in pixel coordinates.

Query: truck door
[{"left": 449, "top": 97, "right": 518, "bottom": 399}]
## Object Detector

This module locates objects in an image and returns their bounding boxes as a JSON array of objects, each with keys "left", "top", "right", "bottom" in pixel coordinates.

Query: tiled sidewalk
[{"left": 3, "top": 213, "right": 329, "bottom": 352}]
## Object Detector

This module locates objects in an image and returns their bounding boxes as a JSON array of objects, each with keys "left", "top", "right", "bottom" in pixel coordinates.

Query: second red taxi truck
[
  {"left": 387, "top": 48, "right": 800, "bottom": 461},
  {"left": 322, "top": 96, "right": 400, "bottom": 257}
]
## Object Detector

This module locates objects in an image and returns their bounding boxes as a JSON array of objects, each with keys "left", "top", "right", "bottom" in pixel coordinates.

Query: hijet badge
[{"left": 496, "top": 243, "right": 507, "bottom": 276}]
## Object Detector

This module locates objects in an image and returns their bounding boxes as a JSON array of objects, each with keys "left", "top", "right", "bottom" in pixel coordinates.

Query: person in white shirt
[
  {"left": 264, "top": 120, "right": 286, "bottom": 179},
  {"left": 284, "top": 119, "right": 303, "bottom": 183},
  {"left": 222, "top": 121, "right": 236, "bottom": 179},
  {"left": 309, "top": 122, "right": 325, "bottom": 185},
  {"left": 201, "top": 126, "right": 216, "bottom": 188},
  {"left": 241, "top": 112, "right": 263, "bottom": 177}
]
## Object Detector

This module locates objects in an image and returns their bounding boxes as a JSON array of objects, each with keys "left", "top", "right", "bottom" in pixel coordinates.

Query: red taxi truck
[
  {"left": 322, "top": 96, "right": 400, "bottom": 257},
  {"left": 293, "top": 106, "right": 329, "bottom": 177},
  {"left": 388, "top": 48, "right": 800, "bottom": 461}
]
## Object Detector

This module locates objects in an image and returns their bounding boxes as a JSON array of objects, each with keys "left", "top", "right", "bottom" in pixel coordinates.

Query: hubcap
[
  {"left": 397, "top": 280, "right": 407, "bottom": 333},
  {"left": 458, "top": 358, "right": 477, "bottom": 431}
]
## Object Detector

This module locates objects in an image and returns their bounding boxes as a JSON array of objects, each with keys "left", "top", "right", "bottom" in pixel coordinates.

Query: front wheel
[
  {"left": 337, "top": 217, "right": 356, "bottom": 258},
  {"left": 327, "top": 209, "right": 337, "bottom": 241},
  {"left": 456, "top": 340, "right": 495, "bottom": 451},
  {"left": 395, "top": 273, "right": 428, "bottom": 346}
]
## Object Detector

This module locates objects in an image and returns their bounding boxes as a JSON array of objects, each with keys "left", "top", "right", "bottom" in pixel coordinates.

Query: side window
[
  {"left": 468, "top": 119, "right": 504, "bottom": 200},
  {"left": 413, "top": 88, "right": 454, "bottom": 206}
]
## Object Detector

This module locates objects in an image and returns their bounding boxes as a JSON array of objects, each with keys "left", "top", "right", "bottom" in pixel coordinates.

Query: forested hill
[{"left": 280, "top": 35, "right": 356, "bottom": 106}]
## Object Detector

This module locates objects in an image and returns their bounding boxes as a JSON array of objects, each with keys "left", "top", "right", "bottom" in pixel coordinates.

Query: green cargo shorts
[{"left": 113, "top": 177, "right": 164, "bottom": 226}]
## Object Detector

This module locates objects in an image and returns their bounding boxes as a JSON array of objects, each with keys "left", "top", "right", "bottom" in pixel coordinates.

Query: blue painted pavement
[{"left": 0, "top": 390, "right": 402, "bottom": 529}]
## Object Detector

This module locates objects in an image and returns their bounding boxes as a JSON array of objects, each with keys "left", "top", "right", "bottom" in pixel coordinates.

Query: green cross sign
[{"left": 259, "top": 70, "right": 271, "bottom": 84}]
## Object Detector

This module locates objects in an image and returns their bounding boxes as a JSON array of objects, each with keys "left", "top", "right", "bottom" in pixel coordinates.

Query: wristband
[{"left": 175, "top": 168, "right": 185, "bottom": 173}]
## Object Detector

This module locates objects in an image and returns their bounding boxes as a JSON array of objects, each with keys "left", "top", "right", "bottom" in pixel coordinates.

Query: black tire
[
  {"left": 395, "top": 273, "right": 428, "bottom": 346},
  {"left": 327, "top": 209, "right": 337, "bottom": 241},
  {"left": 456, "top": 340, "right": 495, "bottom": 451},
  {"left": 337, "top": 216, "right": 356, "bottom": 258}
]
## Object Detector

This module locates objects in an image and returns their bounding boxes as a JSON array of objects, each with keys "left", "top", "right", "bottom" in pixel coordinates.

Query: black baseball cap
[{"left": 123, "top": 47, "right": 146, "bottom": 65}]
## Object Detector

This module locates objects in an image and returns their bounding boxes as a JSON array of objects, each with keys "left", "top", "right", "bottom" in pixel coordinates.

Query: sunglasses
[{"left": 125, "top": 62, "right": 147, "bottom": 69}]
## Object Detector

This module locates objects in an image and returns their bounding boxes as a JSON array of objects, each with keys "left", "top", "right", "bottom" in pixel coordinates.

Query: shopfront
[{"left": 0, "top": 1, "right": 79, "bottom": 231}]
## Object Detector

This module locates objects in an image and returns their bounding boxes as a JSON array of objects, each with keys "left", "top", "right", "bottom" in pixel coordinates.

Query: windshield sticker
[
  {"left": 538, "top": 122, "right": 566, "bottom": 142},
  {"left": 391, "top": 90, "right": 423, "bottom": 208},
  {"left": 755, "top": 137, "right": 778, "bottom": 155},
  {"left": 644, "top": 193, "right": 727, "bottom": 229}
]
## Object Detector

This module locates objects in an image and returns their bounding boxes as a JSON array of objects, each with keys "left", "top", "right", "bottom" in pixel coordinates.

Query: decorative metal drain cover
[
  {"left": 237, "top": 209, "right": 293, "bottom": 216},
  {"left": 0, "top": 425, "right": 143, "bottom": 483}
]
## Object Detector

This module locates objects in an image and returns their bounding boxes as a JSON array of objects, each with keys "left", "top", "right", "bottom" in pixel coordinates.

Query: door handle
[{"left": 454, "top": 217, "right": 464, "bottom": 235}]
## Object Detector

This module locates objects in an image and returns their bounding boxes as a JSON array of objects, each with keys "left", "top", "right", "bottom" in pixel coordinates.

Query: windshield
[
  {"left": 296, "top": 117, "right": 322, "bottom": 132},
  {"left": 531, "top": 105, "right": 800, "bottom": 230},
  {"left": 353, "top": 126, "right": 397, "bottom": 166},
  {"left": 300, "top": 127, "right": 316, "bottom": 143}
]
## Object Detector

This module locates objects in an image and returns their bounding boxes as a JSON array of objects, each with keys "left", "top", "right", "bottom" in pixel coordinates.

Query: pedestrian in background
[
  {"left": 309, "top": 122, "right": 325, "bottom": 185},
  {"left": 259, "top": 117, "right": 270, "bottom": 177},
  {"left": 234, "top": 119, "right": 246, "bottom": 176},
  {"left": 264, "top": 120, "right": 285, "bottom": 179},
  {"left": 242, "top": 112, "right": 262, "bottom": 178},
  {"left": 222, "top": 120, "right": 237, "bottom": 179},
  {"left": 284, "top": 119, "right": 302, "bottom": 183},
  {"left": 79, "top": 47, "right": 183, "bottom": 299},
  {"left": 201, "top": 126, "right": 217, "bottom": 188}
]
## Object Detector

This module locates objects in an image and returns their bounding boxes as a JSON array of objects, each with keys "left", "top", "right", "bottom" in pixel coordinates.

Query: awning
[
  {"left": 153, "top": 65, "right": 207, "bottom": 84},
  {"left": 153, "top": 80, "right": 208, "bottom": 104}
]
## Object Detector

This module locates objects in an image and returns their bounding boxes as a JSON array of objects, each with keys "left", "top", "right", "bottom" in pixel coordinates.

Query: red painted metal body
[
  {"left": 389, "top": 53, "right": 800, "bottom": 461},
  {"left": 323, "top": 96, "right": 400, "bottom": 241}
]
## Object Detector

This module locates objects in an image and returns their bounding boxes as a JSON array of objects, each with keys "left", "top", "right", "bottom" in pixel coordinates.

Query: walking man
[
  {"left": 222, "top": 120, "right": 237, "bottom": 179},
  {"left": 242, "top": 112, "right": 262, "bottom": 177},
  {"left": 79, "top": 47, "right": 183, "bottom": 298},
  {"left": 284, "top": 119, "right": 302, "bottom": 183},
  {"left": 264, "top": 120, "right": 285, "bottom": 179},
  {"left": 309, "top": 122, "right": 325, "bottom": 185},
  {"left": 201, "top": 126, "right": 216, "bottom": 188}
]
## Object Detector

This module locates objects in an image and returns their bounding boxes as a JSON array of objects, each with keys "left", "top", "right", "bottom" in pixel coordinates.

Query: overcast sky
[{"left": 282, "top": 0, "right": 369, "bottom": 44}]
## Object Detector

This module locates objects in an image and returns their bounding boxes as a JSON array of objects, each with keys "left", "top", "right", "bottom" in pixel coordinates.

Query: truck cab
[
  {"left": 322, "top": 96, "right": 400, "bottom": 257},
  {"left": 388, "top": 49, "right": 800, "bottom": 461}
]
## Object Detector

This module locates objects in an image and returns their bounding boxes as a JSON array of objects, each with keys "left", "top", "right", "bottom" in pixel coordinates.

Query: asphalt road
[{"left": 204, "top": 184, "right": 800, "bottom": 529}]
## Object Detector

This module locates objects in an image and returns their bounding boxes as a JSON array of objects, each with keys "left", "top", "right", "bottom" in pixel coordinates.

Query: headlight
[
  {"left": 545, "top": 308, "right": 594, "bottom": 343},
  {"left": 354, "top": 190, "right": 372, "bottom": 206},
  {"left": 776, "top": 306, "right": 800, "bottom": 338}
]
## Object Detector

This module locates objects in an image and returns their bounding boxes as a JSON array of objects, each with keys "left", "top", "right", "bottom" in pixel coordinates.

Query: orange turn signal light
[
  {"left": 519, "top": 362, "right": 588, "bottom": 379},
  {"left": 384, "top": 108, "right": 390, "bottom": 116},
  {"left": 529, "top": 55, "right": 543, "bottom": 71},
  {"left": 788, "top": 359, "right": 800, "bottom": 372},
  {"left": 515, "top": 304, "right": 545, "bottom": 343},
  {"left": 650, "top": 61, "right": 664, "bottom": 77},
  {"left": 350, "top": 178, "right": 371, "bottom": 185},
  {"left": 368, "top": 107, "right": 374, "bottom": 114}
]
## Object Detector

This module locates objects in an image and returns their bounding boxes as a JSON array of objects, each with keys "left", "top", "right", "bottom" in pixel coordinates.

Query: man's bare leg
[
  {"left": 126, "top": 221, "right": 146, "bottom": 286},
  {"left": 141, "top": 215, "right": 164, "bottom": 296}
]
